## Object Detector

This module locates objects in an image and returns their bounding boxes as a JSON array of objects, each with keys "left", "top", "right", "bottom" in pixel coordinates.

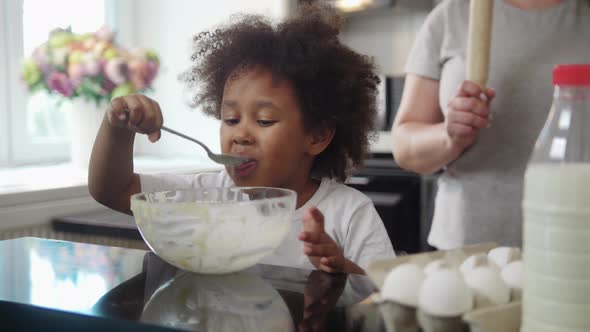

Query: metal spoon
[
  {"left": 121, "top": 109, "right": 248, "bottom": 166},
  {"left": 160, "top": 126, "right": 250, "bottom": 166}
]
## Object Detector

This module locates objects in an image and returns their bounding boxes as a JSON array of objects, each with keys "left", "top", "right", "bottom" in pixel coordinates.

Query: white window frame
[
  {"left": 0, "top": 1, "right": 13, "bottom": 167},
  {"left": 4, "top": 0, "right": 55, "bottom": 165},
  {"left": 1, "top": 0, "right": 120, "bottom": 166}
]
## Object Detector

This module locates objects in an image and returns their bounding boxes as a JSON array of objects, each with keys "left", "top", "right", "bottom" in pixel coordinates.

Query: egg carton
[
  {"left": 463, "top": 301, "right": 520, "bottom": 332},
  {"left": 366, "top": 242, "right": 522, "bottom": 332}
]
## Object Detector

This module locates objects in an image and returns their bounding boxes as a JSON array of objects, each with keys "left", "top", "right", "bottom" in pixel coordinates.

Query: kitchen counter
[{"left": 0, "top": 237, "right": 389, "bottom": 332}]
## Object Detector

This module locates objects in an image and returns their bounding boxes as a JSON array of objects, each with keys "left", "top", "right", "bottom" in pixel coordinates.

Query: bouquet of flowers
[{"left": 21, "top": 26, "right": 159, "bottom": 105}]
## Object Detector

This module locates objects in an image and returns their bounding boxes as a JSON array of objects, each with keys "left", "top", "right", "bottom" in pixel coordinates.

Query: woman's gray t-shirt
[{"left": 405, "top": 0, "right": 590, "bottom": 249}]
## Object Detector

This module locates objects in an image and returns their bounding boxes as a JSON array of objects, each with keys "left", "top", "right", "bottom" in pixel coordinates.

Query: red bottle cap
[{"left": 553, "top": 64, "right": 590, "bottom": 86}]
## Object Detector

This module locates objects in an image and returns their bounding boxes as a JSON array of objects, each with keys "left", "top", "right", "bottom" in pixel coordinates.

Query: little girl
[{"left": 89, "top": 3, "right": 395, "bottom": 274}]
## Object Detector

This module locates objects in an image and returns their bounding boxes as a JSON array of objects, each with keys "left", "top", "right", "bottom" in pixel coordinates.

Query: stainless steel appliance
[{"left": 375, "top": 75, "right": 405, "bottom": 131}]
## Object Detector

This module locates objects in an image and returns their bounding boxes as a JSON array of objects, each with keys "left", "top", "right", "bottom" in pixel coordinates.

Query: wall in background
[
  {"left": 340, "top": 0, "right": 431, "bottom": 75},
  {"left": 123, "top": 0, "right": 289, "bottom": 159}
]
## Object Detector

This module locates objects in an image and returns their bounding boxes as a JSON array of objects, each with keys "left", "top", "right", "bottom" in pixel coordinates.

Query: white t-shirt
[{"left": 140, "top": 170, "right": 395, "bottom": 270}]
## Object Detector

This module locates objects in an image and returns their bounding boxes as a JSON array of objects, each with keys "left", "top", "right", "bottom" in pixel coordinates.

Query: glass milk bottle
[{"left": 522, "top": 64, "right": 590, "bottom": 332}]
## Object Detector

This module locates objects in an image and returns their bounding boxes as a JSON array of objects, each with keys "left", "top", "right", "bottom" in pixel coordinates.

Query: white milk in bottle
[{"left": 522, "top": 65, "right": 590, "bottom": 332}]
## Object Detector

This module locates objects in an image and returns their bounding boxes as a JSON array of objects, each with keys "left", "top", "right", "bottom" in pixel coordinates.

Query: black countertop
[
  {"left": 0, "top": 237, "right": 386, "bottom": 332},
  {"left": 51, "top": 209, "right": 142, "bottom": 240}
]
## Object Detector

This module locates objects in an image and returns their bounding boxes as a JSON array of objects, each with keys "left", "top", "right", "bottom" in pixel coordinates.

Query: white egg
[
  {"left": 501, "top": 260, "right": 523, "bottom": 288},
  {"left": 459, "top": 253, "right": 493, "bottom": 276},
  {"left": 381, "top": 263, "right": 425, "bottom": 307},
  {"left": 464, "top": 266, "right": 510, "bottom": 309},
  {"left": 488, "top": 247, "right": 521, "bottom": 269},
  {"left": 501, "top": 260, "right": 523, "bottom": 301},
  {"left": 423, "top": 259, "right": 450, "bottom": 276},
  {"left": 418, "top": 268, "right": 474, "bottom": 317}
]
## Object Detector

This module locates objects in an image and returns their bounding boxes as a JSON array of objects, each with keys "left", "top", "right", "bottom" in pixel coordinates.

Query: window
[{"left": 0, "top": 0, "right": 112, "bottom": 167}]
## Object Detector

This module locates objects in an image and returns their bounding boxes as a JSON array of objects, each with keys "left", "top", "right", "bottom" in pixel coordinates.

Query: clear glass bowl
[{"left": 130, "top": 187, "right": 297, "bottom": 274}]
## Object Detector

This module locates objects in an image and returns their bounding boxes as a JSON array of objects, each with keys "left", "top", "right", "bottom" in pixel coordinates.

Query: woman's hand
[
  {"left": 107, "top": 94, "right": 163, "bottom": 142},
  {"left": 445, "top": 80, "right": 495, "bottom": 151}
]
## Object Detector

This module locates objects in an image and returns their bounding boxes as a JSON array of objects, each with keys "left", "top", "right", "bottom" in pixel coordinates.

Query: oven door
[{"left": 347, "top": 163, "right": 422, "bottom": 254}]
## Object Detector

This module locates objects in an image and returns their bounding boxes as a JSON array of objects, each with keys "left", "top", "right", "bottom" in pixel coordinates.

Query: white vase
[{"left": 65, "top": 98, "right": 108, "bottom": 170}]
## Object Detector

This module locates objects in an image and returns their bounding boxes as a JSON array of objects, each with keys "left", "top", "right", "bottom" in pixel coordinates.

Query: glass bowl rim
[{"left": 130, "top": 186, "right": 297, "bottom": 206}]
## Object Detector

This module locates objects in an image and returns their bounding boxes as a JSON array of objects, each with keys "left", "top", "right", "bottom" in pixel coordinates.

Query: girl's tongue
[{"left": 234, "top": 160, "right": 257, "bottom": 177}]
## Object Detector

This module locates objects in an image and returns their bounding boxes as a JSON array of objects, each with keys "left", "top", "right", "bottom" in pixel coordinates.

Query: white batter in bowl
[{"left": 131, "top": 187, "right": 296, "bottom": 274}]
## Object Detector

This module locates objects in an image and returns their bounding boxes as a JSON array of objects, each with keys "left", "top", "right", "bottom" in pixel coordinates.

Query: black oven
[{"left": 347, "top": 154, "right": 423, "bottom": 254}]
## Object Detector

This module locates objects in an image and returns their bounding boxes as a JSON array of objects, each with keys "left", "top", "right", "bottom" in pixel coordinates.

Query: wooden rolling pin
[{"left": 466, "top": 0, "right": 494, "bottom": 89}]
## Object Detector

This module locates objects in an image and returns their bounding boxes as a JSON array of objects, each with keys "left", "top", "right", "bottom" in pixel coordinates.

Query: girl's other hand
[
  {"left": 445, "top": 80, "right": 495, "bottom": 152},
  {"left": 107, "top": 94, "right": 163, "bottom": 142},
  {"left": 299, "top": 207, "right": 346, "bottom": 274}
]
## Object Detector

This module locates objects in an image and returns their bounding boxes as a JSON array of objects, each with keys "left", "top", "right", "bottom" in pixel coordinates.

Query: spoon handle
[{"left": 160, "top": 126, "right": 212, "bottom": 154}]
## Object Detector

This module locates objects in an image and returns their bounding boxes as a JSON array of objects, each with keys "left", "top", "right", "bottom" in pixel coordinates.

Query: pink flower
[
  {"left": 32, "top": 47, "right": 54, "bottom": 74},
  {"left": 32, "top": 47, "right": 49, "bottom": 65},
  {"left": 68, "top": 63, "right": 86, "bottom": 84},
  {"left": 101, "top": 78, "right": 116, "bottom": 95},
  {"left": 104, "top": 58, "right": 128, "bottom": 85},
  {"left": 145, "top": 61, "right": 159, "bottom": 85},
  {"left": 128, "top": 59, "right": 148, "bottom": 90},
  {"left": 95, "top": 25, "right": 115, "bottom": 42},
  {"left": 127, "top": 59, "right": 159, "bottom": 91},
  {"left": 84, "top": 59, "right": 101, "bottom": 76},
  {"left": 47, "top": 72, "right": 74, "bottom": 97}
]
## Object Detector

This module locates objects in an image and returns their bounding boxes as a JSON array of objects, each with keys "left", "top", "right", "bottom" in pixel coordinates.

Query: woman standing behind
[{"left": 392, "top": 0, "right": 590, "bottom": 249}]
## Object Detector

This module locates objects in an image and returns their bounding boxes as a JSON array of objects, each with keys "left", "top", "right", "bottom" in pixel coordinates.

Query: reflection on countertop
[{"left": 0, "top": 237, "right": 380, "bottom": 332}]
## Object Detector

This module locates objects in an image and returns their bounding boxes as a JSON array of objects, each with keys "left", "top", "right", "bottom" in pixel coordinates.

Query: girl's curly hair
[{"left": 179, "top": 3, "right": 380, "bottom": 182}]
